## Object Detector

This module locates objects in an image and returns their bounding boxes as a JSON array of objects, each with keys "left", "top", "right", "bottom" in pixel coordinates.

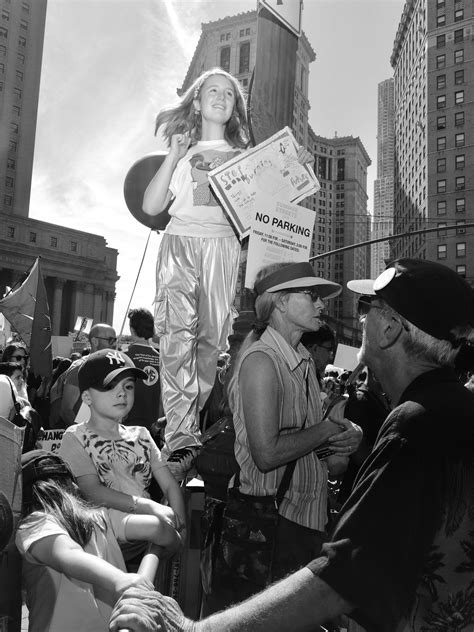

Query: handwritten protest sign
[
  {"left": 208, "top": 127, "right": 319, "bottom": 237},
  {"left": 245, "top": 193, "right": 315, "bottom": 289}
]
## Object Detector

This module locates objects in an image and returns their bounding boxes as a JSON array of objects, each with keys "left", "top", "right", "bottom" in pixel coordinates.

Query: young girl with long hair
[
  {"left": 142, "top": 68, "right": 250, "bottom": 479},
  {"left": 16, "top": 450, "right": 154, "bottom": 632}
]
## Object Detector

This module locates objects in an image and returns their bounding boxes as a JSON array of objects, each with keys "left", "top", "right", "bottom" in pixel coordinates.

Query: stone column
[
  {"left": 71, "top": 281, "right": 85, "bottom": 331},
  {"left": 51, "top": 277, "right": 65, "bottom": 335},
  {"left": 93, "top": 286, "right": 103, "bottom": 323}
]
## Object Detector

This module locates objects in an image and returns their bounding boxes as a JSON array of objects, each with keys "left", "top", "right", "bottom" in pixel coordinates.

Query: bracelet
[{"left": 129, "top": 495, "right": 138, "bottom": 513}]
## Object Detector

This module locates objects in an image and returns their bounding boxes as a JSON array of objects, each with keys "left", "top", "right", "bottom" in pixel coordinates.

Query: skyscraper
[
  {"left": 372, "top": 78, "right": 395, "bottom": 277},
  {"left": 0, "top": 0, "right": 118, "bottom": 335},
  {"left": 390, "top": 0, "right": 473, "bottom": 284}
]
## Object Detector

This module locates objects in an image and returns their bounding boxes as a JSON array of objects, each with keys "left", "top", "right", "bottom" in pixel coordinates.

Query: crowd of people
[{"left": 0, "top": 65, "right": 473, "bottom": 632}]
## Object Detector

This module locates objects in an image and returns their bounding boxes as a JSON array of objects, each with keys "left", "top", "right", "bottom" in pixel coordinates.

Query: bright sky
[{"left": 29, "top": 0, "right": 406, "bottom": 334}]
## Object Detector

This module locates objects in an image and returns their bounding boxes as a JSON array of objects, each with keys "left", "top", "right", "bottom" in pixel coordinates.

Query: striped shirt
[{"left": 233, "top": 326, "right": 328, "bottom": 531}]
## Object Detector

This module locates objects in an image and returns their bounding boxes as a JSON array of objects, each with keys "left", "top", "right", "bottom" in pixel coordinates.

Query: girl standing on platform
[{"left": 142, "top": 68, "right": 250, "bottom": 480}]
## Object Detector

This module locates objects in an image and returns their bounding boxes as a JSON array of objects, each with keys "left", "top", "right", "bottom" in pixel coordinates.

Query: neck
[
  {"left": 200, "top": 119, "right": 226, "bottom": 141},
  {"left": 132, "top": 336, "right": 149, "bottom": 344},
  {"left": 375, "top": 354, "right": 440, "bottom": 407},
  {"left": 87, "top": 413, "right": 122, "bottom": 437},
  {"left": 269, "top": 321, "right": 302, "bottom": 350}
]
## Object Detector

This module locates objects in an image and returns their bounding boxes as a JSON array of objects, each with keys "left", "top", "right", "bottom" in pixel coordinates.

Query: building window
[
  {"left": 18, "top": 36, "right": 26, "bottom": 47},
  {"left": 15, "top": 70, "right": 23, "bottom": 81},
  {"left": 2, "top": 9, "right": 9, "bottom": 20},
  {"left": 437, "top": 179, "right": 446, "bottom": 193},
  {"left": 19, "top": 19, "right": 28, "bottom": 30},
  {"left": 70, "top": 241, "right": 77, "bottom": 252},
  {"left": 22, "top": 2, "right": 30, "bottom": 13},
  {"left": 437, "top": 157, "right": 446, "bottom": 172},
  {"left": 7, "top": 226, "right": 15, "bottom": 237},
  {"left": 5, "top": 176, "right": 13, "bottom": 188},
  {"left": 0, "top": 26, "right": 7, "bottom": 39},
  {"left": 454, "top": 8, "right": 464, "bottom": 21},
  {"left": 454, "top": 49, "right": 464, "bottom": 64},
  {"left": 437, "top": 95, "right": 446, "bottom": 109},
  {"left": 13, "top": 87, "right": 21, "bottom": 100},
  {"left": 454, "top": 111, "right": 464, "bottom": 126},
  {"left": 4, "top": 195, "right": 12, "bottom": 206},
  {"left": 437, "top": 200, "right": 447, "bottom": 215},
  {"left": 0, "top": 44, "right": 6, "bottom": 55},
  {"left": 437, "top": 223, "right": 447, "bottom": 237},
  {"left": 10, "top": 122, "right": 18, "bottom": 134},
  {"left": 455, "top": 132, "right": 465, "bottom": 147},
  {"left": 9, "top": 139, "right": 17, "bottom": 151},
  {"left": 220, "top": 46, "right": 230, "bottom": 72},
  {"left": 436, "top": 34, "right": 446, "bottom": 48},
  {"left": 239, "top": 41, "right": 250, "bottom": 74},
  {"left": 437, "top": 136, "right": 446, "bottom": 151},
  {"left": 239, "top": 29, "right": 244, "bottom": 37},
  {"left": 436, "top": 0, "right": 445, "bottom": 7},
  {"left": 436, "top": 75, "right": 446, "bottom": 89},
  {"left": 456, "top": 176, "right": 465, "bottom": 190},
  {"left": 436, "top": 54, "right": 446, "bottom": 69},
  {"left": 437, "top": 115, "right": 446, "bottom": 129},
  {"left": 29, "top": 231, "right": 36, "bottom": 243},
  {"left": 220, "top": 34, "right": 226, "bottom": 42},
  {"left": 437, "top": 244, "right": 447, "bottom": 259},
  {"left": 454, "top": 70, "right": 464, "bottom": 85},
  {"left": 50, "top": 236, "right": 57, "bottom": 248},
  {"left": 12, "top": 105, "right": 20, "bottom": 116},
  {"left": 246, "top": 28, "right": 250, "bottom": 35},
  {"left": 454, "top": 90, "right": 464, "bottom": 105},
  {"left": 454, "top": 29, "right": 463, "bottom": 43},
  {"left": 456, "top": 220, "right": 466, "bottom": 235},
  {"left": 456, "top": 265, "right": 466, "bottom": 277},
  {"left": 6, "top": 158, "right": 15, "bottom": 169},
  {"left": 456, "top": 198, "right": 466, "bottom": 212},
  {"left": 456, "top": 243, "right": 466, "bottom": 258},
  {"left": 436, "top": 14, "right": 445, "bottom": 27},
  {"left": 455, "top": 154, "right": 465, "bottom": 169}
]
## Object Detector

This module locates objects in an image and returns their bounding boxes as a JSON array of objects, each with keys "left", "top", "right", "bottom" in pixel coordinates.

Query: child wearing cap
[
  {"left": 58, "top": 349, "right": 186, "bottom": 562},
  {"left": 15, "top": 450, "right": 154, "bottom": 632}
]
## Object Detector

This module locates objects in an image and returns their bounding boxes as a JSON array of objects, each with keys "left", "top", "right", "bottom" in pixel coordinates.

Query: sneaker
[{"left": 167, "top": 446, "right": 200, "bottom": 482}]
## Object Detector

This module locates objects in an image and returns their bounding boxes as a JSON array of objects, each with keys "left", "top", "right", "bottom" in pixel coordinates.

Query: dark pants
[{"left": 202, "top": 511, "right": 327, "bottom": 616}]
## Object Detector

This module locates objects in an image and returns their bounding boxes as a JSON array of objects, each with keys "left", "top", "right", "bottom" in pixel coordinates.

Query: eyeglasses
[
  {"left": 11, "top": 353, "right": 28, "bottom": 361},
  {"left": 94, "top": 336, "right": 117, "bottom": 346},
  {"left": 287, "top": 288, "right": 322, "bottom": 302}
]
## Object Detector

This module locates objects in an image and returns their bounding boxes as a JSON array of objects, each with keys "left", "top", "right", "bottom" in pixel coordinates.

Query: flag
[{"left": 0, "top": 258, "right": 52, "bottom": 379}]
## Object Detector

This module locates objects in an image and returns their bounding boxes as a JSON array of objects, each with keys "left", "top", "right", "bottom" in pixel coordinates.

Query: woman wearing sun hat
[{"left": 211, "top": 262, "right": 363, "bottom": 608}]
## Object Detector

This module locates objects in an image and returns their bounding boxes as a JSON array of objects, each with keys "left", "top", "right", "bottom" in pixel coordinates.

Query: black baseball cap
[
  {"left": 21, "top": 450, "right": 74, "bottom": 487},
  {"left": 348, "top": 258, "right": 474, "bottom": 342},
  {"left": 78, "top": 349, "right": 147, "bottom": 393}
]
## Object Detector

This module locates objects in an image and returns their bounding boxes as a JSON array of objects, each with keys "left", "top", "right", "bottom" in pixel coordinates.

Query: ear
[
  {"left": 81, "top": 390, "right": 92, "bottom": 406},
  {"left": 274, "top": 293, "right": 289, "bottom": 314},
  {"left": 379, "top": 316, "right": 405, "bottom": 350},
  {"left": 193, "top": 98, "right": 200, "bottom": 112}
]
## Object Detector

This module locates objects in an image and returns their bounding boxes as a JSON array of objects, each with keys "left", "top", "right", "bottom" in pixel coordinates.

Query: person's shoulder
[{"left": 62, "top": 421, "right": 87, "bottom": 437}]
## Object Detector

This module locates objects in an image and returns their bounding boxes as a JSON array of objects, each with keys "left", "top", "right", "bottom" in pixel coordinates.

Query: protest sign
[
  {"left": 245, "top": 193, "right": 314, "bottom": 289},
  {"left": 208, "top": 127, "right": 319, "bottom": 237}
]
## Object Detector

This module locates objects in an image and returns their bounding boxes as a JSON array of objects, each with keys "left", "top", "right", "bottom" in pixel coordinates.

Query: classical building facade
[
  {"left": 0, "top": 0, "right": 118, "bottom": 336},
  {"left": 390, "top": 0, "right": 473, "bottom": 284},
  {"left": 371, "top": 78, "right": 395, "bottom": 277}
]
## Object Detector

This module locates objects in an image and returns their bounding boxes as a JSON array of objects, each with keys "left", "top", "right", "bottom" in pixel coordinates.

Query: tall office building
[
  {"left": 371, "top": 78, "right": 395, "bottom": 277},
  {"left": 309, "top": 130, "right": 371, "bottom": 332},
  {"left": 390, "top": 0, "right": 473, "bottom": 284},
  {"left": 0, "top": 0, "right": 118, "bottom": 335}
]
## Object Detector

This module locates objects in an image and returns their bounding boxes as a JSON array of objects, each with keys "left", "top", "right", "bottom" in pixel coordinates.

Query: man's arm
[{"left": 109, "top": 567, "right": 352, "bottom": 632}]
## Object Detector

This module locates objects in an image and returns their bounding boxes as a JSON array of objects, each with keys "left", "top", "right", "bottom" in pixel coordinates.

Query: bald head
[{"left": 89, "top": 323, "right": 117, "bottom": 351}]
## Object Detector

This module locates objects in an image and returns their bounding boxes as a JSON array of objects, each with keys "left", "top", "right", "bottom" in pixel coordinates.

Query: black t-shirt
[
  {"left": 124, "top": 343, "right": 161, "bottom": 430},
  {"left": 308, "top": 368, "right": 474, "bottom": 631}
]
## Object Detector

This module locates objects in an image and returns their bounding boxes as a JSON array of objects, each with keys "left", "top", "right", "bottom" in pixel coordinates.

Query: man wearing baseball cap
[{"left": 110, "top": 258, "right": 474, "bottom": 632}]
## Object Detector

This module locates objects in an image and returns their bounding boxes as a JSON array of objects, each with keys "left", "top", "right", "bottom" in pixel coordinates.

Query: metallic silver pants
[{"left": 154, "top": 234, "right": 240, "bottom": 452}]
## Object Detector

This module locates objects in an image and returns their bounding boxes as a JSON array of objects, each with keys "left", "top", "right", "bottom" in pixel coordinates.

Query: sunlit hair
[
  {"left": 155, "top": 68, "right": 249, "bottom": 149},
  {"left": 21, "top": 476, "right": 107, "bottom": 548},
  {"left": 379, "top": 300, "right": 474, "bottom": 368},
  {"left": 227, "top": 262, "right": 291, "bottom": 412}
]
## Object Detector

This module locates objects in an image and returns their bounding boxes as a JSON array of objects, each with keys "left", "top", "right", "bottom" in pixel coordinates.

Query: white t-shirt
[
  {"left": 16, "top": 511, "right": 126, "bottom": 632},
  {"left": 166, "top": 139, "right": 242, "bottom": 238}
]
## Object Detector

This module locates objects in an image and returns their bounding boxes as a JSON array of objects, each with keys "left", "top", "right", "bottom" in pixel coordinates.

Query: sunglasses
[
  {"left": 287, "top": 288, "right": 322, "bottom": 302},
  {"left": 357, "top": 296, "right": 383, "bottom": 317},
  {"left": 11, "top": 353, "right": 28, "bottom": 361}
]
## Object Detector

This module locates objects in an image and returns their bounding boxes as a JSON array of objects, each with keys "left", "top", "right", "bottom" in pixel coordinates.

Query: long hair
[
  {"left": 227, "top": 262, "right": 291, "bottom": 412},
  {"left": 155, "top": 68, "right": 249, "bottom": 149},
  {"left": 21, "top": 476, "right": 107, "bottom": 548}
]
